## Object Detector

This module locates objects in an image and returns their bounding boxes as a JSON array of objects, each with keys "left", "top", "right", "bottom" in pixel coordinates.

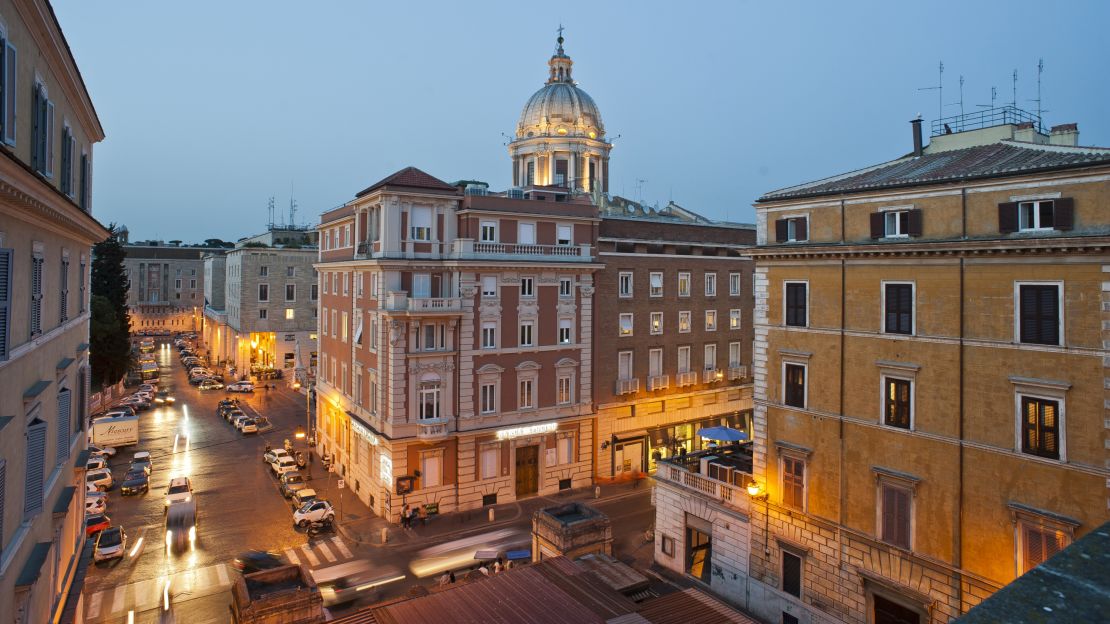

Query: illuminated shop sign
[{"left": 496, "top": 422, "right": 557, "bottom": 440}]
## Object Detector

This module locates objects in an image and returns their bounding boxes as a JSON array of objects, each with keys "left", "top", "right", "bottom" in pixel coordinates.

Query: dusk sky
[{"left": 54, "top": 0, "right": 1110, "bottom": 243}]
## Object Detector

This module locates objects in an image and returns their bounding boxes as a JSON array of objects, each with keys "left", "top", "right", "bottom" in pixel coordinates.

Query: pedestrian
[
  {"left": 478, "top": 565, "right": 490, "bottom": 577},
  {"left": 448, "top": 571, "right": 456, "bottom": 584},
  {"left": 401, "top": 504, "right": 410, "bottom": 529},
  {"left": 420, "top": 506, "right": 428, "bottom": 528},
  {"left": 494, "top": 558, "right": 504, "bottom": 574},
  {"left": 438, "top": 572, "right": 451, "bottom": 586},
  {"left": 411, "top": 506, "right": 421, "bottom": 529}
]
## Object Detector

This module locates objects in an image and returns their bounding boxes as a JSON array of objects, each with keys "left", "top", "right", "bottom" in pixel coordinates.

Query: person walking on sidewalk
[{"left": 401, "top": 504, "right": 411, "bottom": 529}]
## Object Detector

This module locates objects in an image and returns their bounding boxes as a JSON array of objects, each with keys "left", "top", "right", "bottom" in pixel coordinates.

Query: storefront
[{"left": 646, "top": 410, "right": 751, "bottom": 469}]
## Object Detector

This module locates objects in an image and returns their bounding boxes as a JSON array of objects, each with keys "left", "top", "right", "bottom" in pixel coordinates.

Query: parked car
[
  {"left": 130, "top": 451, "right": 153, "bottom": 474},
  {"left": 85, "top": 513, "right": 111, "bottom": 537},
  {"left": 279, "top": 472, "right": 307, "bottom": 498},
  {"left": 120, "top": 469, "right": 150, "bottom": 496},
  {"left": 232, "top": 551, "right": 286, "bottom": 574},
  {"left": 94, "top": 527, "right": 127, "bottom": 562},
  {"left": 87, "top": 469, "right": 114, "bottom": 491},
  {"left": 240, "top": 419, "right": 258, "bottom": 434},
  {"left": 88, "top": 444, "right": 117, "bottom": 458},
  {"left": 291, "top": 488, "right": 317, "bottom": 508},
  {"left": 270, "top": 456, "right": 298, "bottom": 477},
  {"left": 164, "top": 477, "right": 193, "bottom": 508},
  {"left": 138, "top": 383, "right": 157, "bottom": 393},
  {"left": 225, "top": 409, "right": 245, "bottom": 423},
  {"left": 199, "top": 379, "right": 224, "bottom": 391},
  {"left": 227, "top": 381, "right": 254, "bottom": 393},
  {"left": 86, "top": 456, "right": 107, "bottom": 472},
  {"left": 293, "top": 500, "right": 334, "bottom": 527},
  {"left": 234, "top": 415, "right": 254, "bottom": 431},
  {"left": 263, "top": 449, "right": 290, "bottom": 465},
  {"left": 85, "top": 496, "right": 107, "bottom": 515}
]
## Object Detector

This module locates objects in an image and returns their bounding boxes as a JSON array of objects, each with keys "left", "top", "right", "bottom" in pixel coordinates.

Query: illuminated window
[
  {"left": 704, "top": 310, "right": 717, "bottom": 331},
  {"left": 649, "top": 272, "right": 663, "bottom": 297},
  {"left": 619, "top": 313, "right": 633, "bottom": 337},
  {"left": 678, "top": 272, "right": 690, "bottom": 297},
  {"left": 285, "top": 308, "right": 294, "bottom": 320},
  {"left": 650, "top": 312, "right": 663, "bottom": 335},
  {"left": 729, "top": 309, "right": 741, "bottom": 330},
  {"left": 678, "top": 311, "right": 691, "bottom": 333}
]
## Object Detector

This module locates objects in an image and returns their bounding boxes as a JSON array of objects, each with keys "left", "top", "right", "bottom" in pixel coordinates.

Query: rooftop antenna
[
  {"left": 636, "top": 178, "right": 647, "bottom": 205},
  {"left": 1011, "top": 69, "right": 1018, "bottom": 108},
  {"left": 958, "top": 75, "right": 965, "bottom": 118},
  {"left": 267, "top": 196, "right": 275, "bottom": 228},
  {"left": 289, "top": 181, "right": 297, "bottom": 228},
  {"left": 976, "top": 86, "right": 998, "bottom": 110},
  {"left": 917, "top": 61, "right": 944, "bottom": 122},
  {"left": 1029, "top": 58, "right": 1045, "bottom": 132}
]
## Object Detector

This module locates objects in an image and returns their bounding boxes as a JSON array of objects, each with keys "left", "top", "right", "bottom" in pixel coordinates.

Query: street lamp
[{"left": 747, "top": 480, "right": 770, "bottom": 557}]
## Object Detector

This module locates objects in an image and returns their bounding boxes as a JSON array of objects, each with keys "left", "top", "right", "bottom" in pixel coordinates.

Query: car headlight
[
  {"left": 188, "top": 526, "right": 196, "bottom": 544},
  {"left": 165, "top": 530, "right": 173, "bottom": 546}
]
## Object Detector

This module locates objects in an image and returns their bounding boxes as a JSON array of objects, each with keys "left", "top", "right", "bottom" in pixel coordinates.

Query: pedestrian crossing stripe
[
  {"left": 299, "top": 543, "right": 320, "bottom": 566},
  {"left": 317, "top": 541, "right": 336, "bottom": 562},
  {"left": 331, "top": 536, "right": 353, "bottom": 559}
]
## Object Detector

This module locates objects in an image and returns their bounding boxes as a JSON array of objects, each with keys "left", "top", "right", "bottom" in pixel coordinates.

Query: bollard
[
  {"left": 594, "top": 485, "right": 601, "bottom": 499},
  {"left": 381, "top": 527, "right": 388, "bottom": 544},
  {"left": 489, "top": 508, "right": 496, "bottom": 522}
]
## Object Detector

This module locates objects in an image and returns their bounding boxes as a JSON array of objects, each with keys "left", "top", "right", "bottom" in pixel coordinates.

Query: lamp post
[{"left": 747, "top": 481, "right": 771, "bottom": 557}]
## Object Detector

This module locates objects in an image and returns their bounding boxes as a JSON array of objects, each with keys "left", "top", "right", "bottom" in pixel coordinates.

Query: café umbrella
[{"left": 696, "top": 426, "right": 748, "bottom": 442}]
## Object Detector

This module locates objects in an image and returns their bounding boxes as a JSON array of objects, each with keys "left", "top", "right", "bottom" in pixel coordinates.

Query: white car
[
  {"left": 85, "top": 497, "right": 107, "bottom": 515},
  {"left": 139, "top": 383, "right": 157, "bottom": 393},
  {"left": 233, "top": 414, "right": 252, "bottom": 431},
  {"left": 198, "top": 379, "right": 224, "bottom": 391},
  {"left": 86, "top": 456, "right": 107, "bottom": 472},
  {"left": 227, "top": 381, "right": 254, "bottom": 393},
  {"left": 240, "top": 419, "right": 258, "bottom": 434},
  {"left": 93, "top": 527, "right": 127, "bottom": 562},
  {"left": 88, "top": 444, "right": 116, "bottom": 458},
  {"left": 164, "top": 477, "right": 193, "bottom": 508},
  {"left": 293, "top": 500, "right": 334, "bottom": 527},
  {"left": 87, "top": 469, "right": 114, "bottom": 491},
  {"left": 270, "top": 456, "right": 298, "bottom": 476},
  {"left": 263, "top": 449, "right": 291, "bottom": 465}
]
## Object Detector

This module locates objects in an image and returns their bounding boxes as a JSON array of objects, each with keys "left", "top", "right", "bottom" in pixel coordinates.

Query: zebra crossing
[{"left": 84, "top": 536, "right": 356, "bottom": 622}]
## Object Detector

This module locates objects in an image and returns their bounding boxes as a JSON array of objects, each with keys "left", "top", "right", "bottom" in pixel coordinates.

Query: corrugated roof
[
  {"left": 356, "top": 167, "right": 459, "bottom": 198},
  {"left": 760, "top": 140, "right": 1110, "bottom": 202},
  {"left": 634, "top": 589, "right": 758, "bottom": 624}
]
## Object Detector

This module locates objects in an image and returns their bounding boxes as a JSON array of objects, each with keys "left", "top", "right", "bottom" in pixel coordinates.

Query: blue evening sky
[{"left": 54, "top": 0, "right": 1110, "bottom": 242}]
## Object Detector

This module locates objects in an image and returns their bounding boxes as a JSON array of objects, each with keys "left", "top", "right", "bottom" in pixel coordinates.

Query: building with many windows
[
  {"left": 735, "top": 112, "right": 1110, "bottom": 624},
  {"left": 0, "top": 1, "right": 107, "bottom": 621},
  {"left": 121, "top": 243, "right": 205, "bottom": 333}
]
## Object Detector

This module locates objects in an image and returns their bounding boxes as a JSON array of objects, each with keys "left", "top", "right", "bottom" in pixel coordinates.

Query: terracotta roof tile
[{"left": 356, "top": 167, "right": 458, "bottom": 197}]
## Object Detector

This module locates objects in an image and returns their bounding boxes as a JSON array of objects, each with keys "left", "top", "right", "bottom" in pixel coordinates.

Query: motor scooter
[{"left": 306, "top": 518, "right": 332, "bottom": 538}]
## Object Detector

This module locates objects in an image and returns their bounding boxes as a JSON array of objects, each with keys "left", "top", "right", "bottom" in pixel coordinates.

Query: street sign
[{"left": 337, "top": 479, "right": 345, "bottom": 489}]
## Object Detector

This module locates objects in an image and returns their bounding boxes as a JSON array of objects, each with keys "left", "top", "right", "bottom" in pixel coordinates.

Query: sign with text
[{"left": 496, "top": 422, "right": 557, "bottom": 440}]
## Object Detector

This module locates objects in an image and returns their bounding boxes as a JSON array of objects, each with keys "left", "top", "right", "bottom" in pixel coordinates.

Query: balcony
[
  {"left": 615, "top": 378, "right": 639, "bottom": 395},
  {"left": 728, "top": 365, "right": 749, "bottom": 381},
  {"left": 676, "top": 371, "right": 698, "bottom": 387},
  {"left": 382, "top": 292, "right": 462, "bottom": 314},
  {"left": 416, "top": 417, "right": 450, "bottom": 440},
  {"left": 452, "top": 239, "right": 593, "bottom": 262},
  {"left": 703, "top": 368, "right": 723, "bottom": 384},
  {"left": 647, "top": 374, "right": 670, "bottom": 392},
  {"left": 657, "top": 445, "right": 754, "bottom": 515}
]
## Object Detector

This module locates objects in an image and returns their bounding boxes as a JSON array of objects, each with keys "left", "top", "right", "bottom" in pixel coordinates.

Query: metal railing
[
  {"left": 703, "top": 368, "right": 722, "bottom": 384},
  {"left": 930, "top": 105, "right": 1042, "bottom": 137},
  {"left": 615, "top": 378, "right": 639, "bottom": 395},
  {"left": 728, "top": 365, "right": 748, "bottom": 381},
  {"left": 676, "top": 371, "right": 698, "bottom": 387},
  {"left": 647, "top": 374, "right": 670, "bottom": 392}
]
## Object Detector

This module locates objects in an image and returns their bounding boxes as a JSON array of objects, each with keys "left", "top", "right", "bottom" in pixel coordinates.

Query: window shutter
[
  {"left": 1024, "top": 525, "right": 1044, "bottom": 568},
  {"left": 3, "top": 43, "right": 15, "bottom": 144},
  {"left": 24, "top": 419, "right": 46, "bottom": 517},
  {"left": 0, "top": 37, "right": 6, "bottom": 140},
  {"left": 998, "top": 202, "right": 1018, "bottom": 233},
  {"left": 907, "top": 209, "right": 923, "bottom": 237},
  {"left": 0, "top": 248, "right": 10, "bottom": 359},
  {"left": 79, "top": 153, "right": 89, "bottom": 211},
  {"left": 895, "top": 489, "right": 910, "bottom": 547},
  {"left": 31, "top": 256, "right": 42, "bottom": 335},
  {"left": 45, "top": 100, "right": 54, "bottom": 175},
  {"left": 869, "top": 212, "right": 884, "bottom": 239},
  {"left": 0, "top": 461, "right": 5, "bottom": 546},
  {"left": 31, "top": 86, "right": 40, "bottom": 169},
  {"left": 57, "top": 389, "right": 71, "bottom": 462},
  {"left": 1053, "top": 198, "right": 1074, "bottom": 231},
  {"left": 775, "top": 219, "right": 787, "bottom": 242},
  {"left": 796, "top": 218, "right": 808, "bottom": 241}
]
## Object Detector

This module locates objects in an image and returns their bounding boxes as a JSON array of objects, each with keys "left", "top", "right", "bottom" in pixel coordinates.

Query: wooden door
[{"left": 515, "top": 445, "right": 539, "bottom": 497}]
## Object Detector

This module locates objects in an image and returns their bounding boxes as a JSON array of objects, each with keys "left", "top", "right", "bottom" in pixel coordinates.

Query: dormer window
[{"left": 775, "top": 216, "right": 808, "bottom": 243}]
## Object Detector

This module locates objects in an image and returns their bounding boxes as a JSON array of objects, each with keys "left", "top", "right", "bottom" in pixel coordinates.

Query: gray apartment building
[{"left": 122, "top": 244, "right": 206, "bottom": 332}]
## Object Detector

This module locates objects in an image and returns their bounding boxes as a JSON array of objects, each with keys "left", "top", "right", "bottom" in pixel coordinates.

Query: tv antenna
[
  {"left": 1028, "top": 58, "right": 1046, "bottom": 132},
  {"left": 635, "top": 178, "right": 647, "bottom": 204},
  {"left": 289, "top": 182, "right": 298, "bottom": 227},
  {"left": 976, "top": 86, "right": 998, "bottom": 110},
  {"left": 1011, "top": 69, "right": 1018, "bottom": 108},
  {"left": 267, "top": 196, "right": 275, "bottom": 228},
  {"left": 917, "top": 61, "right": 944, "bottom": 122}
]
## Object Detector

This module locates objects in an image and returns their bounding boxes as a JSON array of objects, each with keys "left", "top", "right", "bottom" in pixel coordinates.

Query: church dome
[{"left": 515, "top": 34, "right": 605, "bottom": 140}]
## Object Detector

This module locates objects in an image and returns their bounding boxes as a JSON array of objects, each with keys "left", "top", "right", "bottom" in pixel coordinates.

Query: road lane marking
[
  {"left": 300, "top": 544, "right": 320, "bottom": 566},
  {"left": 317, "top": 541, "right": 336, "bottom": 562},
  {"left": 111, "top": 585, "right": 126, "bottom": 614},
  {"left": 216, "top": 563, "right": 230, "bottom": 586},
  {"left": 285, "top": 548, "right": 300, "bottom": 565},
  {"left": 331, "top": 536, "right": 352, "bottom": 559},
  {"left": 86, "top": 590, "right": 103, "bottom": 619}
]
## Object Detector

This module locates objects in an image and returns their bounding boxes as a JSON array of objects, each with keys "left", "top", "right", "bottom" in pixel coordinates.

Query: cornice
[
  {"left": 0, "top": 152, "right": 108, "bottom": 242},
  {"left": 748, "top": 236, "right": 1110, "bottom": 260}
]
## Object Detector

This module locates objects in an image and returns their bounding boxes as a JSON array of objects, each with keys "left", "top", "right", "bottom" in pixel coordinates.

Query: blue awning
[{"left": 506, "top": 549, "right": 531, "bottom": 561}]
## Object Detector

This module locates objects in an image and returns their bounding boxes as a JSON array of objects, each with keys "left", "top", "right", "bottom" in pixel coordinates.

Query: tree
[
  {"left": 168, "top": 239, "right": 182, "bottom": 247},
  {"left": 202, "top": 238, "right": 235, "bottom": 248},
  {"left": 241, "top": 242, "right": 269, "bottom": 248},
  {"left": 90, "top": 226, "right": 132, "bottom": 389}
]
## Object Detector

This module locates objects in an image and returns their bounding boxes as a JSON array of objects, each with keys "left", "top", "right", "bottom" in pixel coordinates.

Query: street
[{"left": 83, "top": 339, "right": 656, "bottom": 622}]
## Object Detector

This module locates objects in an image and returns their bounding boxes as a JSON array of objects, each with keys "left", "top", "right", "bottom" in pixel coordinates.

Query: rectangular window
[
  {"left": 619, "top": 313, "right": 633, "bottom": 337},
  {"left": 418, "top": 383, "right": 440, "bottom": 420},
  {"left": 649, "top": 348, "right": 663, "bottom": 377},
  {"left": 311, "top": 284, "right": 318, "bottom": 301},
  {"left": 518, "top": 378, "right": 534, "bottom": 409},
  {"left": 557, "top": 376, "right": 572, "bottom": 405},
  {"left": 728, "top": 342, "right": 741, "bottom": 367},
  {"left": 260, "top": 266, "right": 269, "bottom": 277},
  {"left": 331, "top": 310, "right": 337, "bottom": 337},
  {"left": 480, "top": 221, "right": 497, "bottom": 242},
  {"left": 704, "top": 272, "right": 717, "bottom": 297},
  {"left": 322, "top": 308, "right": 328, "bottom": 334},
  {"left": 677, "top": 346, "right": 691, "bottom": 373},
  {"left": 782, "top": 456, "right": 805, "bottom": 510},
  {"left": 520, "top": 276, "right": 534, "bottom": 298},
  {"left": 885, "top": 210, "right": 911, "bottom": 237},
  {"left": 285, "top": 308, "right": 295, "bottom": 320},
  {"left": 884, "top": 283, "right": 913, "bottom": 335},
  {"left": 880, "top": 483, "right": 912, "bottom": 550},
  {"left": 482, "top": 322, "right": 497, "bottom": 349},
  {"left": 784, "top": 363, "right": 806, "bottom": 408},
  {"left": 1019, "top": 521, "right": 1069, "bottom": 574},
  {"left": 258, "top": 284, "right": 269, "bottom": 302},
  {"left": 519, "top": 321, "right": 534, "bottom": 347},
  {"left": 649, "top": 272, "right": 663, "bottom": 297},
  {"left": 704, "top": 310, "right": 717, "bottom": 331},
  {"left": 480, "top": 383, "right": 497, "bottom": 414},
  {"left": 23, "top": 416, "right": 45, "bottom": 518},
  {"left": 1021, "top": 396, "right": 1060, "bottom": 460},
  {"left": 518, "top": 222, "right": 536, "bottom": 245},
  {"left": 1019, "top": 200, "right": 1055, "bottom": 231},
  {"left": 175, "top": 278, "right": 182, "bottom": 290},
  {"left": 558, "top": 319, "right": 572, "bottom": 344},
  {"left": 1018, "top": 284, "right": 1061, "bottom": 346},
  {"left": 678, "top": 272, "right": 690, "bottom": 297},
  {"left": 412, "top": 273, "right": 431, "bottom": 298},
  {"left": 190, "top": 279, "right": 197, "bottom": 289},
  {"left": 60, "top": 257, "right": 69, "bottom": 322},
  {"left": 423, "top": 324, "right": 436, "bottom": 350},
  {"left": 729, "top": 309, "right": 741, "bottom": 330},
  {"left": 649, "top": 312, "right": 663, "bottom": 335},
  {"left": 30, "top": 254, "right": 43, "bottom": 336},
  {"left": 785, "top": 282, "right": 807, "bottom": 327},
  {"left": 480, "top": 445, "right": 499, "bottom": 479},
  {"left": 559, "top": 277, "right": 573, "bottom": 298},
  {"left": 776, "top": 216, "right": 809, "bottom": 242},
  {"left": 618, "top": 272, "right": 633, "bottom": 297},
  {"left": 258, "top": 308, "right": 267, "bottom": 320},
  {"left": 558, "top": 435, "right": 574, "bottom": 464},
  {"left": 341, "top": 312, "right": 349, "bottom": 342},
  {"left": 678, "top": 311, "right": 691, "bottom": 333},
  {"left": 556, "top": 224, "right": 573, "bottom": 245},
  {"left": 285, "top": 284, "right": 296, "bottom": 301},
  {"left": 343, "top": 272, "right": 350, "bottom": 295},
  {"left": 323, "top": 273, "right": 330, "bottom": 294},
  {"left": 410, "top": 207, "right": 432, "bottom": 240},
  {"left": 287, "top": 266, "right": 295, "bottom": 277},
  {"left": 782, "top": 551, "right": 802, "bottom": 598},
  {"left": 729, "top": 272, "right": 741, "bottom": 296},
  {"left": 883, "top": 377, "right": 912, "bottom": 429},
  {"left": 482, "top": 275, "right": 497, "bottom": 298},
  {"left": 704, "top": 343, "right": 717, "bottom": 371},
  {"left": 420, "top": 453, "right": 442, "bottom": 488},
  {"left": 618, "top": 351, "right": 633, "bottom": 380}
]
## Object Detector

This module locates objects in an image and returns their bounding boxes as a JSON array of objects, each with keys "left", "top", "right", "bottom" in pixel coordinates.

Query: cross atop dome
[{"left": 547, "top": 26, "right": 574, "bottom": 84}]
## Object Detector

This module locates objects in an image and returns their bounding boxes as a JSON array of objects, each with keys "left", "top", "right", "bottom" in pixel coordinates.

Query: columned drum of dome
[{"left": 508, "top": 32, "right": 613, "bottom": 193}]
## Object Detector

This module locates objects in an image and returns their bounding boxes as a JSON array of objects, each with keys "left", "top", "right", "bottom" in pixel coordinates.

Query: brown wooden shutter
[
  {"left": 774, "top": 219, "right": 787, "bottom": 242},
  {"left": 998, "top": 202, "right": 1018, "bottom": 233},
  {"left": 869, "top": 212, "right": 884, "bottom": 239},
  {"left": 1053, "top": 197, "right": 1074, "bottom": 230},
  {"left": 907, "top": 209, "right": 923, "bottom": 237},
  {"left": 796, "top": 218, "right": 808, "bottom": 241}
]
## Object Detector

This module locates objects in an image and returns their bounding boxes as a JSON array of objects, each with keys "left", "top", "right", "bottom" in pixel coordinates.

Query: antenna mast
[
  {"left": 958, "top": 75, "right": 965, "bottom": 118},
  {"left": 267, "top": 196, "right": 275, "bottom": 228},
  {"left": 1011, "top": 69, "right": 1018, "bottom": 108},
  {"left": 917, "top": 61, "right": 944, "bottom": 122},
  {"left": 1035, "top": 58, "right": 1044, "bottom": 131}
]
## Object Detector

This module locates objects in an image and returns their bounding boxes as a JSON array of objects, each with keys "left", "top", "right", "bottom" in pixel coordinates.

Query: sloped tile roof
[
  {"left": 760, "top": 141, "right": 1110, "bottom": 202},
  {"left": 356, "top": 166, "right": 458, "bottom": 197}
]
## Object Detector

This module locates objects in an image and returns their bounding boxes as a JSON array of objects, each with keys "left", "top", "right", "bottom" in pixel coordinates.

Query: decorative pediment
[
  {"left": 476, "top": 363, "right": 505, "bottom": 375},
  {"left": 515, "top": 360, "right": 542, "bottom": 372},
  {"left": 555, "top": 358, "right": 579, "bottom": 368}
]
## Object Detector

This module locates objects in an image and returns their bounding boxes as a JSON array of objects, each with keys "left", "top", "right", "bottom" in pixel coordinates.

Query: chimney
[
  {"left": 910, "top": 116, "right": 923, "bottom": 157},
  {"left": 1049, "top": 123, "right": 1079, "bottom": 147}
]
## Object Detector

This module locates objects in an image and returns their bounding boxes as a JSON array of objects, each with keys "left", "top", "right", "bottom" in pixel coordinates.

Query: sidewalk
[{"left": 318, "top": 477, "right": 653, "bottom": 548}]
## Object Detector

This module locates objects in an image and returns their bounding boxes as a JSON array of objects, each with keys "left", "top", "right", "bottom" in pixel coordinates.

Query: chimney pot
[
  {"left": 1049, "top": 123, "right": 1079, "bottom": 147},
  {"left": 910, "top": 117, "right": 924, "bottom": 157}
]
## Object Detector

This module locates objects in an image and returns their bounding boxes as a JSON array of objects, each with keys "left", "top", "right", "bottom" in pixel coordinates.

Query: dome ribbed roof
[{"left": 517, "top": 83, "right": 604, "bottom": 139}]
